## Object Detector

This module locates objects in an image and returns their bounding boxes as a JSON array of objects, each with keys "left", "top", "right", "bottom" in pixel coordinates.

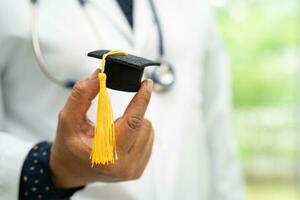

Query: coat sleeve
[
  {"left": 0, "top": 56, "right": 35, "bottom": 200},
  {"left": 202, "top": 7, "right": 245, "bottom": 200},
  {"left": 0, "top": 5, "right": 35, "bottom": 199}
]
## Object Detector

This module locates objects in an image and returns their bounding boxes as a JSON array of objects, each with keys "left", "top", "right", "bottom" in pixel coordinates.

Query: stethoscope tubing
[
  {"left": 30, "top": 0, "right": 175, "bottom": 90},
  {"left": 30, "top": 1, "right": 73, "bottom": 87}
]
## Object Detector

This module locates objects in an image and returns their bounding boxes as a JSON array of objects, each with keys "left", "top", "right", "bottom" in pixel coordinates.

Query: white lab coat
[{"left": 0, "top": 0, "right": 244, "bottom": 199}]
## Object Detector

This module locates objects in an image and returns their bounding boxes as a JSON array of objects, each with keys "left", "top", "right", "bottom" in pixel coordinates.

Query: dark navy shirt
[
  {"left": 117, "top": 0, "right": 134, "bottom": 28},
  {"left": 19, "top": 142, "right": 84, "bottom": 200}
]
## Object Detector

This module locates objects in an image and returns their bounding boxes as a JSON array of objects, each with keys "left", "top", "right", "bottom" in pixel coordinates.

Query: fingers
[
  {"left": 127, "top": 125, "right": 154, "bottom": 179},
  {"left": 123, "top": 80, "right": 153, "bottom": 121},
  {"left": 115, "top": 118, "right": 153, "bottom": 154},
  {"left": 63, "top": 69, "right": 100, "bottom": 119},
  {"left": 115, "top": 118, "right": 138, "bottom": 153},
  {"left": 116, "top": 80, "right": 153, "bottom": 152},
  {"left": 134, "top": 130, "right": 154, "bottom": 178},
  {"left": 129, "top": 119, "right": 153, "bottom": 155}
]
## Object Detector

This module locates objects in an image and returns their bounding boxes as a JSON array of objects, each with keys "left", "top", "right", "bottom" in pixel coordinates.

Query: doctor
[{"left": 0, "top": 0, "right": 244, "bottom": 199}]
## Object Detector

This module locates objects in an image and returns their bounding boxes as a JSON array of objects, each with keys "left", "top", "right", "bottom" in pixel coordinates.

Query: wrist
[
  {"left": 50, "top": 142, "right": 89, "bottom": 188},
  {"left": 50, "top": 144, "right": 76, "bottom": 188}
]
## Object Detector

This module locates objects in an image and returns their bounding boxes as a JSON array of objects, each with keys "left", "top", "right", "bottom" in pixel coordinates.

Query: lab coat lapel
[
  {"left": 92, "top": 0, "right": 133, "bottom": 45},
  {"left": 133, "top": 0, "right": 160, "bottom": 59}
]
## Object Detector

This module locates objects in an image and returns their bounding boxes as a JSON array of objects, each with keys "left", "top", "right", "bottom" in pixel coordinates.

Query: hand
[{"left": 50, "top": 69, "right": 154, "bottom": 188}]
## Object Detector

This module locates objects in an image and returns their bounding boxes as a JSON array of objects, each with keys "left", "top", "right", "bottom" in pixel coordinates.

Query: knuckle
[
  {"left": 71, "top": 80, "right": 86, "bottom": 99},
  {"left": 126, "top": 116, "right": 143, "bottom": 130},
  {"left": 74, "top": 80, "right": 85, "bottom": 92},
  {"left": 120, "top": 167, "right": 135, "bottom": 180},
  {"left": 132, "top": 170, "right": 144, "bottom": 180}
]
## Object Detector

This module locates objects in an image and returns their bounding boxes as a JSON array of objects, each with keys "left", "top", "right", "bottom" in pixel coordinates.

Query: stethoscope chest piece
[{"left": 145, "top": 61, "right": 176, "bottom": 93}]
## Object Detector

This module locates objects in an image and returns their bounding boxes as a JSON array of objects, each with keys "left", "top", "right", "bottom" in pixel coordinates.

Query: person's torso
[{"left": 1, "top": 0, "right": 213, "bottom": 199}]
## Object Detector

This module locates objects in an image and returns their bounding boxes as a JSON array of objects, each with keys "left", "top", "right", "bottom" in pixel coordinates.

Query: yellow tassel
[{"left": 90, "top": 50, "right": 128, "bottom": 166}]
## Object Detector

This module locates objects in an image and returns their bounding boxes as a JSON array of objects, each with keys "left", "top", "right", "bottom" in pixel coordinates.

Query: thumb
[
  {"left": 63, "top": 69, "right": 100, "bottom": 119},
  {"left": 123, "top": 79, "right": 153, "bottom": 121}
]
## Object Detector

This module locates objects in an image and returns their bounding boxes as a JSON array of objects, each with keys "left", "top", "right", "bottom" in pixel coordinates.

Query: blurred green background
[{"left": 214, "top": 0, "right": 299, "bottom": 199}]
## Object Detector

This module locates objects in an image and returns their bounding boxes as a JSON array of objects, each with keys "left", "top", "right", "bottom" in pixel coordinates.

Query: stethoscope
[{"left": 30, "top": 0, "right": 176, "bottom": 92}]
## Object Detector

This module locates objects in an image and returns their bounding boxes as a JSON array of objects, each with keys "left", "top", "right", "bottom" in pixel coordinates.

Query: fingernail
[{"left": 146, "top": 79, "right": 153, "bottom": 92}]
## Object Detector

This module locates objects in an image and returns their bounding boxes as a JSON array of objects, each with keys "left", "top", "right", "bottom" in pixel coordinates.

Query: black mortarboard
[{"left": 88, "top": 50, "right": 160, "bottom": 92}]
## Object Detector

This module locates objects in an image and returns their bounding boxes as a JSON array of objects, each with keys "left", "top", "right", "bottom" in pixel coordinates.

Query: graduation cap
[
  {"left": 88, "top": 50, "right": 159, "bottom": 166},
  {"left": 88, "top": 50, "right": 160, "bottom": 92}
]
